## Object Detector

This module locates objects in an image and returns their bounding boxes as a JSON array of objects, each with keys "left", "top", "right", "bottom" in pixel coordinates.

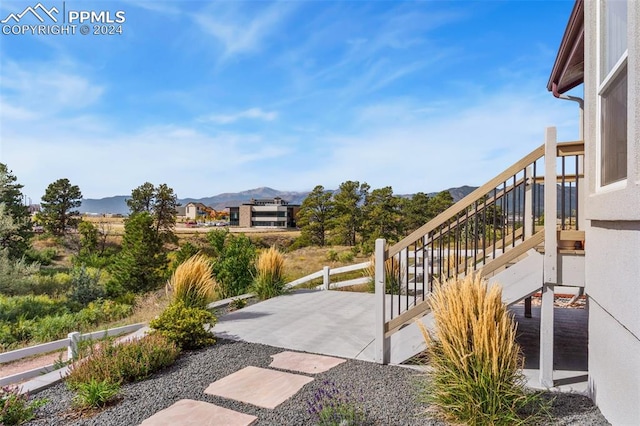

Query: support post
[
  {"left": 540, "top": 126, "right": 558, "bottom": 388},
  {"left": 68, "top": 331, "right": 81, "bottom": 360},
  {"left": 374, "top": 238, "right": 388, "bottom": 364},
  {"left": 323, "top": 266, "right": 330, "bottom": 290}
]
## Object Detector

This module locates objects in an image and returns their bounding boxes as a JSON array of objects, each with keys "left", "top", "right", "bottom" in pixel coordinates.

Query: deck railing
[{"left": 374, "top": 127, "right": 584, "bottom": 363}]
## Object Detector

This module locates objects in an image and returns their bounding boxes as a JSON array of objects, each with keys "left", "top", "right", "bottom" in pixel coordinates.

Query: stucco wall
[
  {"left": 583, "top": 1, "right": 640, "bottom": 424},
  {"left": 588, "top": 300, "right": 640, "bottom": 425}
]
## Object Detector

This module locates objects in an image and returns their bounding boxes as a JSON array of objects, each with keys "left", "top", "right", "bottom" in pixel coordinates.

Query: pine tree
[
  {"left": 39, "top": 178, "right": 82, "bottom": 236},
  {"left": 0, "top": 164, "right": 32, "bottom": 259}
]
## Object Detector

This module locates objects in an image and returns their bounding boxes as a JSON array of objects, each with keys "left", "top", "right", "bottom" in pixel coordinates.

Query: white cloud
[
  {"left": 192, "top": 2, "right": 295, "bottom": 60},
  {"left": 0, "top": 59, "right": 104, "bottom": 120},
  {"left": 200, "top": 108, "right": 278, "bottom": 124}
]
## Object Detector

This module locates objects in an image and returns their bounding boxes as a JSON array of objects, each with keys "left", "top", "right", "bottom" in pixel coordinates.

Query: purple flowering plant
[{"left": 306, "top": 380, "right": 365, "bottom": 426}]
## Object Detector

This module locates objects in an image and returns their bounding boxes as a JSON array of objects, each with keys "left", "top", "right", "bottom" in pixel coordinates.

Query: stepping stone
[
  {"left": 140, "top": 399, "right": 257, "bottom": 426},
  {"left": 204, "top": 366, "right": 313, "bottom": 409},
  {"left": 269, "top": 351, "right": 346, "bottom": 374}
]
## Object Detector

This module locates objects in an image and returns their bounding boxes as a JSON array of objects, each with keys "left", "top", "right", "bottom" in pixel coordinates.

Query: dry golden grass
[
  {"left": 256, "top": 246, "right": 285, "bottom": 281},
  {"left": 252, "top": 247, "right": 286, "bottom": 300},
  {"left": 363, "top": 255, "right": 404, "bottom": 293},
  {"left": 165, "top": 254, "right": 217, "bottom": 308},
  {"left": 283, "top": 246, "right": 368, "bottom": 281},
  {"left": 417, "top": 274, "right": 543, "bottom": 425}
]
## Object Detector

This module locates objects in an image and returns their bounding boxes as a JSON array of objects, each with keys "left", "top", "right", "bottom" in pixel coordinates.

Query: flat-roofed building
[{"left": 228, "top": 197, "right": 299, "bottom": 228}]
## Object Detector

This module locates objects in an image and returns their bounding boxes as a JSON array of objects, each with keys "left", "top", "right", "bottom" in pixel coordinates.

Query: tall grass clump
[
  {"left": 251, "top": 247, "right": 286, "bottom": 300},
  {"left": 364, "top": 255, "right": 402, "bottom": 294},
  {"left": 166, "top": 254, "right": 216, "bottom": 309},
  {"left": 417, "top": 274, "right": 546, "bottom": 425}
]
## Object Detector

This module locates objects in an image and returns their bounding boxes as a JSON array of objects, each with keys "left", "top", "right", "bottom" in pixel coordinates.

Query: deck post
[
  {"left": 374, "top": 238, "right": 389, "bottom": 364},
  {"left": 540, "top": 126, "right": 558, "bottom": 388},
  {"left": 323, "top": 266, "right": 330, "bottom": 290}
]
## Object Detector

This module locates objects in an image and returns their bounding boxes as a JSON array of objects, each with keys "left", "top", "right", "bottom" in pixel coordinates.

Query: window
[{"left": 598, "top": 0, "right": 628, "bottom": 187}]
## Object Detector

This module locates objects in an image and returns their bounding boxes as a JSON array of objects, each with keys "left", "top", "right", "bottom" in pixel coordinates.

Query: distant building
[
  {"left": 185, "top": 202, "right": 214, "bottom": 220},
  {"left": 228, "top": 197, "right": 299, "bottom": 228}
]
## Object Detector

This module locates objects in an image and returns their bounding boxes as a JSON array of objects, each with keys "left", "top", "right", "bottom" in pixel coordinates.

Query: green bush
[
  {"left": 30, "top": 272, "right": 72, "bottom": 297},
  {"left": 68, "top": 267, "right": 105, "bottom": 305},
  {"left": 23, "top": 248, "right": 57, "bottom": 266},
  {"left": 325, "top": 249, "right": 338, "bottom": 262},
  {"left": 0, "top": 294, "right": 69, "bottom": 322},
  {"left": 337, "top": 251, "right": 354, "bottom": 263},
  {"left": 150, "top": 300, "right": 216, "bottom": 349},
  {"left": 0, "top": 299, "right": 133, "bottom": 349},
  {"left": 0, "top": 252, "right": 39, "bottom": 296},
  {"left": 67, "top": 334, "right": 179, "bottom": 389},
  {"left": 0, "top": 386, "right": 48, "bottom": 426},
  {"left": 72, "top": 379, "right": 119, "bottom": 409},
  {"left": 212, "top": 234, "right": 256, "bottom": 298}
]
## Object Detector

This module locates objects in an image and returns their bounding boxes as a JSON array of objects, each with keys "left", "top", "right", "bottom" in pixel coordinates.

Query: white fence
[{"left": 0, "top": 322, "right": 146, "bottom": 387}]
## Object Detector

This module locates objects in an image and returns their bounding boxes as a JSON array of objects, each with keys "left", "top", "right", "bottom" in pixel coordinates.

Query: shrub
[
  {"left": 364, "top": 255, "right": 402, "bottom": 294},
  {"left": 0, "top": 252, "right": 39, "bottom": 296},
  {"left": 307, "top": 380, "right": 365, "bottom": 426},
  {"left": 251, "top": 247, "right": 286, "bottom": 300},
  {"left": 166, "top": 254, "right": 216, "bottom": 309},
  {"left": 0, "top": 294, "right": 69, "bottom": 322},
  {"left": 212, "top": 234, "right": 256, "bottom": 298},
  {"left": 325, "top": 249, "right": 338, "bottom": 262},
  {"left": 24, "top": 248, "right": 57, "bottom": 266},
  {"left": 68, "top": 266, "right": 105, "bottom": 305},
  {"left": 337, "top": 251, "right": 354, "bottom": 263},
  {"left": 66, "top": 334, "right": 179, "bottom": 389},
  {"left": 72, "top": 379, "right": 119, "bottom": 409},
  {"left": 417, "top": 274, "right": 545, "bottom": 425},
  {"left": 0, "top": 386, "right": 48, "bottom": 426},
  {"left": 30, "top": 272, "right": 72, "bottom": 297},
  {"left": 228, "top": 297, "right": 247, "bottom": 311},
  {"left": 150, "top": 300, "right": 216, "bottom": 349}
]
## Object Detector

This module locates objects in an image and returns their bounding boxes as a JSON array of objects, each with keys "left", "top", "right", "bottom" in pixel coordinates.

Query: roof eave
[{"left": 547, "top": 0, "right": 585, "bottom": 94}]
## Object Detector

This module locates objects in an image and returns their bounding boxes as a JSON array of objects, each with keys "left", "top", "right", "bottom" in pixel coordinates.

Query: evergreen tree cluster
[{"left": 296, "top": 181, "right": 455, "bottom": 253}]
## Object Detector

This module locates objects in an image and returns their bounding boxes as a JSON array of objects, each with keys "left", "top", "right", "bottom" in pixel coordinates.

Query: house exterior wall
[
  {"left": 239, "top": 205, "right": 252, "bottom": 227},
  {"left": 185, "top": 204, "right": 197, "bottom": 220},
  {"left": 583, "top": 1, "right": 640, "bottom": 423}
]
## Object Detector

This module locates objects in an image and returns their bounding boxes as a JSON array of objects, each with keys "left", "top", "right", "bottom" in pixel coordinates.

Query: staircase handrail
[{"left": 389, "top": 143, "right": 545, "bottom": 257}]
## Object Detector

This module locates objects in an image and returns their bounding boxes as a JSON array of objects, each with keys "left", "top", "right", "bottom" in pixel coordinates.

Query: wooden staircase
[{"left": 373, "top": 129, "right": 586, "bottom": 365}]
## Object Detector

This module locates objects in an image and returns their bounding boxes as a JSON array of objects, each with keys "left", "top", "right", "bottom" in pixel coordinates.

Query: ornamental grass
[
  {"left": 417, "top": 273, "right": 547, "bottom": 425},
  {"left": 251, "top": 246, "right": 286, "bottom": 300},
  {"left": 165, "top": 254, "right": 216, "bottom": 308}
]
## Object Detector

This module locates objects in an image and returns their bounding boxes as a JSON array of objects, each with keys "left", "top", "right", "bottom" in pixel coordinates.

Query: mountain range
[{"left": 79, "top": 186, "right": 478, "bottom": 215}]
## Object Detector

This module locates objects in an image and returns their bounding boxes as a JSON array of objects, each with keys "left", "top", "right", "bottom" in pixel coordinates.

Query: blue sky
[{"left": 0, "top": 0, "right": 581, "bottom": 201}]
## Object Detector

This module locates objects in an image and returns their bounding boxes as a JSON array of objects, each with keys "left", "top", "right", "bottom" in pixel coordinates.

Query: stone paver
[
  {"left": 204, "top": 366, "right": 313, "bottom": 409},
  {"left": 139, "top": 399, "right": 257, "bottom": 426},
  {"left": 269, "top": 351, "right": 346, "bottom": 374}
]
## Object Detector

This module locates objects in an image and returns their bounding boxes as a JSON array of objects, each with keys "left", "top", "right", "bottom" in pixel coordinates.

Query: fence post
[
  {"left": 67, "top": 331, "right": 81, "bottom": 360},
  {"left": 323, "top": 266, "right": 330, "bottom": 290},
  {"left": 374, "top": 238, "right": 389, "bottom": 364}
]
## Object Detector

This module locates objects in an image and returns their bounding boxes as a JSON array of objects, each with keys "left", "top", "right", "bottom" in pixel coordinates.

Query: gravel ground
[{"left": 26, "top": 339, "right": 609, "bottom": 426}]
